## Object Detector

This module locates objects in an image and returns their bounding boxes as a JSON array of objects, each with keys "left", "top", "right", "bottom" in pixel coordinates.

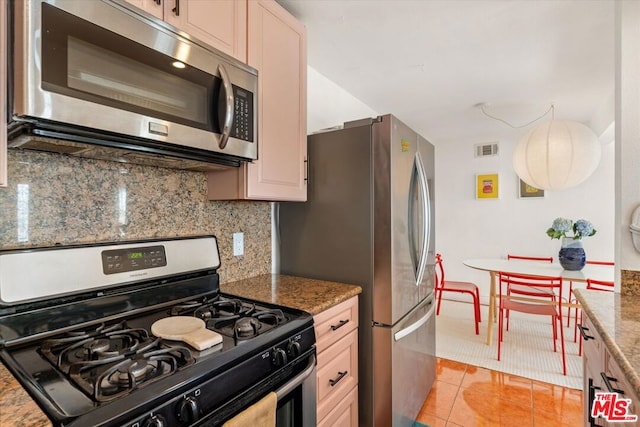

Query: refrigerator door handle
[
  {"left": 411, "top": 152, "right": 430, "bottom": 286},
  {"left": 394, "top": 298, "right": 435, "bottom": 341}
]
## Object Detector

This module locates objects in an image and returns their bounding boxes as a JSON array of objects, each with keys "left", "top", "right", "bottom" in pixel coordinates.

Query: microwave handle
[{"left": 217, "top": 63, "right": 234, "bottom": 150}]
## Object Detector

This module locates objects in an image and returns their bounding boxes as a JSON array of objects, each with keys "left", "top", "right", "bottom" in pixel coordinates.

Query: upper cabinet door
[
  {"left": 163, "top": 0, "right": 247, "bottom": 62},
  {"left": 246, "top": 0, "right": 307, "bottom": 201},
  {"left": 122, "top": 0, "right": 247, "bottom": 61},
  {"left": 122, "top": 0, "right": 163, "bottom": 19}
]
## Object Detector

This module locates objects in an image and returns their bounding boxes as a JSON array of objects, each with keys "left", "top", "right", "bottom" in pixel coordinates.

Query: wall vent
[{"left": 474, "top": 142, "right": 499, "bottom": 157}]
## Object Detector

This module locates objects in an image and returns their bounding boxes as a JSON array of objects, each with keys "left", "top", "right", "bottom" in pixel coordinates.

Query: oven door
[
  {"left": 274, "top": 354, "right": 317, "bottom": 427},
  {"left": 13, "top": 0, "right": 257, "bottom": 160},
  {"left": 196, "top": 351, "right": 317, "bottom": 427}
]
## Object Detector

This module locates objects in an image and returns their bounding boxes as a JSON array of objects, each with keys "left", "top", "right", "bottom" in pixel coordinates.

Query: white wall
[
  {"left": 306, "top": 66, "right": 378, "bottom": 133},
  {"left": 435, "top": 137, "right": 615, "bottom": 304},
  {"left": 304, "top": 65, "right": 616, "bottom": 303}
]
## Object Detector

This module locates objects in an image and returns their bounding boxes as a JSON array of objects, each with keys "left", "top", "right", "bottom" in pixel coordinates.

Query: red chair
[
  {"left": 435, "top": 253, "right": 481, "bottom": 335},
  {"left": 507, "top": 254, "right": 553, "bottom": 263},
  {"left": 576, "top": 278, "right": 614, "bottom": 355},
  {"left": 497, "top": 272, "right": 566, "bottom": 375},
  {"left": 505, "top": 254, "right": 555, "bottom": 329},
  {"left": 586, "top": 278, "right": 615, "bottom": 291},
  {"left": 567, "top": 260, "right": 614, "bottom": 329}
]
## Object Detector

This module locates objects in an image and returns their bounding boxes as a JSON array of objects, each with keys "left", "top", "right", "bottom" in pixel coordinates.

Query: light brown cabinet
[
  {"left": 313, "top": 296, "right": 359, "bottom": 427},
  {"left": 122, "top": 0, "right": 247, "bottom": 61},
  {"left": 207, "top": 0, "right": 307, "bottom": 201},
  {"left": 120, "top": 0, "right": 307, "bottom": 201},
  {"left": 581, "top": 312, "right": 640, "bottom": 426}
]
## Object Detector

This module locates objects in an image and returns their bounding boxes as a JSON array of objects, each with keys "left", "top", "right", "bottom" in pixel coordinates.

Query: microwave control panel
[{"left": 231, "top": 86, "right": 254, "bottom": 143}]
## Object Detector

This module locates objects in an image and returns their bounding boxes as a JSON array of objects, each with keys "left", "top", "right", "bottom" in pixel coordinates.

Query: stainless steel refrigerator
[{"left": 278, "top": 114, "right": 436, "bottom": 427}]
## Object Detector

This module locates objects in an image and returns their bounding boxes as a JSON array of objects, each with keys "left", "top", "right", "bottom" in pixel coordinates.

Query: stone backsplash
[
  {"left": 621, "top": 269, "right": 640, "bottom": 296},
  {"left": 0, "top": 150, "right": 271, "bottom": 284}
]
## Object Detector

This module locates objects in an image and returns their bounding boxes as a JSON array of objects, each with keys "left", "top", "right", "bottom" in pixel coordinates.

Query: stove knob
[
  {"left": 177, "top": 396, "right": 199, "bottom": 424},
  {"left": 142, "top": 414, "right": 166, "bottom": 427},
  {"left": 273, "top": 348, "right": 288, "bottom": 367},
  {"left": 287, "top": 340, "right": 301, "bottom": 357}
]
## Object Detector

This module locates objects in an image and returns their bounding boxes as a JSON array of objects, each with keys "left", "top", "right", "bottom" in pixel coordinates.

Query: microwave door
[{"left": 13, "top": 0, "right": 258, "bottom": 162}]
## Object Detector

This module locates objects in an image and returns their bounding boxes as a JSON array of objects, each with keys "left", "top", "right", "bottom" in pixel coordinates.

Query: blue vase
[{"left": 558, "top": 237, "right": 586, "bottom": 271}]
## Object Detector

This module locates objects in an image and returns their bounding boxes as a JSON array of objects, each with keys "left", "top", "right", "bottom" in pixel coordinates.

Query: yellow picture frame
[{"left": 476, "top": 173, "right": 499, "bottom": 199}]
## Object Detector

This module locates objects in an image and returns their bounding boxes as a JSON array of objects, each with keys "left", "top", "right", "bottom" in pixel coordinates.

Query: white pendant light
[{"left": 512, "top": 119, "right": 601, "bottom": 191}]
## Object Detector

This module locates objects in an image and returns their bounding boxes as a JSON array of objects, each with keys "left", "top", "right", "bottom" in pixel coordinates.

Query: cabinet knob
[
  {"left": 600, "top": 372, "right": 625, "bottom": 394},
  {"left": 577, "top": 324, "right": 594, "bottom": 341},
  {"left": 329, "top": 371, "right": 348, "bottom": 387},
  {"left": 330, "top": 319, "right": 349, "bottom": 331}
]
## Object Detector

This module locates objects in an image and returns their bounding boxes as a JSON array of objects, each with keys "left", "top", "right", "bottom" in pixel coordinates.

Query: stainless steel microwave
[{"left": 7, "top": 0, "right": 258, "bottom": 169}]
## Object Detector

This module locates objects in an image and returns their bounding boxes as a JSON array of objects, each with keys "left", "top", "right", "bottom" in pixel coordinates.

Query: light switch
[{"left": 233, "top": 232, "right": 244, "bottom": 256}]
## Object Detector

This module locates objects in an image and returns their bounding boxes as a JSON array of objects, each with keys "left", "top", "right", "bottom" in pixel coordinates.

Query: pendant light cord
[{"left": 479, "top": 104, "right": 555, "bottom": 128}]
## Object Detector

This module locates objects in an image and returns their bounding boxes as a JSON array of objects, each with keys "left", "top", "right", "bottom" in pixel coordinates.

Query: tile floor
[{"left": 416, "top": 358, "right": 584, "bottom": 427}]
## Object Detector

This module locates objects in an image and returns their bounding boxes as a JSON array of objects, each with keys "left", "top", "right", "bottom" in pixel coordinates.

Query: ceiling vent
[{"left": 474, "top": 142, "right": 499, "bottom": 158}]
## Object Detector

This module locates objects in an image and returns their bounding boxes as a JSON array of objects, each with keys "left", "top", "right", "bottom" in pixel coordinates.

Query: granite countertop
[
  {"left": 0, "top": 274, "right": 361, "bottom": 426},
  {"left": 220, "top": 274, "right": 363, "bottom": 315},
  {"left": 0, "top": 365, "right": 52, "bottom": 426},
  {"left": 574, "top": 289, "right": 640, "bottom": 398}
]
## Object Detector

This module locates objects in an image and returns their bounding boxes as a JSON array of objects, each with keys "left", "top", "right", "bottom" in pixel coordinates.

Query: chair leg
[
  {"left": 573, "top": 306, "right": 579, "bottom": 343},
  {"left": 551, "top": 315, "right": 557, "bottom": 352},
  {"left": 473, "top": 293, "right": 479, "bottom": 335},
  {"left": 578, "top": 310, "right": 584, "bottom": 356},
  {"left": 497, "top": 305, "right": 503, "bottom": 361},
  {"left": 566, "top": 285, "right": 573, "bottom": 327},
  {"left": 559, "top": 315, "right": 567, "bottom": 375},
  {"left": 436, "top": 287, "right": 443, "bottom": 315}
]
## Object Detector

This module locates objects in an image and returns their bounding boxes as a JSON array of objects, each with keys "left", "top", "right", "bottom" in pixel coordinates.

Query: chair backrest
[
  {"left": 498, "top": 272, "right": 563, "bottom": 308},
  {"left": 435, "top": 253, "right": 444, "bottom": 288},
  {"left": 586, "top": 260, "right": 614, "bottom": 266},
  {"left": 586, "top": 278, "right": 614, "bottom": 292},
  {"left": 507, "top": 254, "right": 553, "bottom": 263}
]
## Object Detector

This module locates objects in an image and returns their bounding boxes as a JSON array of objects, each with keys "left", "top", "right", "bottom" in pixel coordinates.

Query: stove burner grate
[
  {"left": 82, "top": 346, "right": 193, "bottom": 401},
  {"left": 234, "top": 317, "right": 262, "bottom": 339},
  {"left": 40, "top": 322, "right": 195, "bottom": 402}
]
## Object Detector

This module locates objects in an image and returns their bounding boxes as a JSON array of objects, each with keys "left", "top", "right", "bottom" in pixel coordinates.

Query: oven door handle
[{"left": 275, "top": 354, "right": 316, "bottom": 401}]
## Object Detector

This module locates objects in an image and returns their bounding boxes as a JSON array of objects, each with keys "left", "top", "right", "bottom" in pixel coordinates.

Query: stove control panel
[{"left": 101, "top": 245, "right": 167, "bottom": 275}]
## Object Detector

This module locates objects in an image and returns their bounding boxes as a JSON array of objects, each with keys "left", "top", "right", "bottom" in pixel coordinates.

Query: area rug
[{"left": 435, "top": 300, "right": 582, "bottom": 389}]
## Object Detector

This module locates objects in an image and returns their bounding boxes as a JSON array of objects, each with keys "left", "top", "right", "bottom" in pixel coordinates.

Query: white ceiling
[{"left": 276, "top": 0, "right": 615, "bottom": 145}]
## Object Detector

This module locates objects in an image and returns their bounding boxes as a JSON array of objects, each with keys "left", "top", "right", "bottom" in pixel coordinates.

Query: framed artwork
[
  {"left": 519, "top": 179, "right": 545, "bottom": 198},
  {"left": 476, "top": 173, "right": 499, "bottom": 199}
]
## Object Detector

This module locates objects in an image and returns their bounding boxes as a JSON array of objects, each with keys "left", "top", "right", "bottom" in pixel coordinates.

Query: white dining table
[{"left": 463, "top": 258, "right": 615, "bottom": 346}]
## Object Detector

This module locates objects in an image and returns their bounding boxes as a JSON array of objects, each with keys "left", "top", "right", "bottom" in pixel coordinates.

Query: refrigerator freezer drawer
[{"left": 372, "top": 296, "right": 436, "bottom": 427}]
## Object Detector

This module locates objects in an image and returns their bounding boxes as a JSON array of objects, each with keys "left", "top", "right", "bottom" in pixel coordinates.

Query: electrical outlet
[{"left": 233, "top": 232, "right": 244, "bottom": 256}]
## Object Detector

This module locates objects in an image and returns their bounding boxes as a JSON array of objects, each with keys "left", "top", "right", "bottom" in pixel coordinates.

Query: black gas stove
[{"left": 0, "top": 236, "right": 316, "bottom": 427}]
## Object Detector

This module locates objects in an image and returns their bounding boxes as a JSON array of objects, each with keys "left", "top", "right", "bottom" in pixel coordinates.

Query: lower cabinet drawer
[
  {"left": 317, "top": 328, "right": 358, "bottom": 421},
  {"left": 318, "top": 385, "right": 358, "bottom": 427},
  {"left": 314, "top": 296, "right": 358, "bottom": 354}
]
